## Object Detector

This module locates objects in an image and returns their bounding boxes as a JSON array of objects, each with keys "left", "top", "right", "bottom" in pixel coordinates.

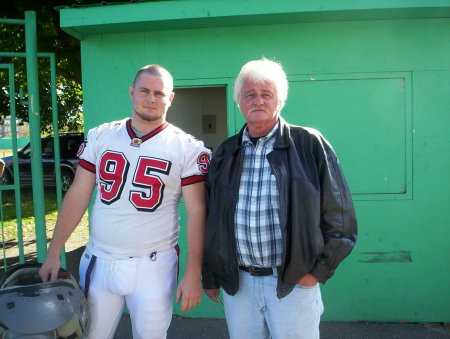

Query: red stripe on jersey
[
  {"left": 126, "top": 119, "right": 134, "bottom": 138},
  {"left": 181, "top": 174, "right": 206, "bottom": 186},
  {"left": 79, "top": 159, "right": 96, "bottom": 173},
  {"left": 125, "top": 118, "right": 169, "bottom": 142},
  {"left": 140, "top": 122, "right": 169, "bottom": 141}
]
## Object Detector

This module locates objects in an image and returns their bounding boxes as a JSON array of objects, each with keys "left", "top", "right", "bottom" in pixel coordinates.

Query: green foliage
[{"left": 0, "top": 0, "right": 88, "bottom": 133}]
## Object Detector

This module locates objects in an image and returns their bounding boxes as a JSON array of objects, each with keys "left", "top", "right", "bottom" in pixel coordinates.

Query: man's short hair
[
  {"left": 233, "top": 58, "right": 288, "bottom": 109},
  {"left": 133, "top": 64, "right": 174, "bottom": 93}
]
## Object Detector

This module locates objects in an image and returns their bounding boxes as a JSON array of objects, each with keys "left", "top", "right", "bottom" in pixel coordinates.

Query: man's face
[
  {"left": 129, "top": 73, "right": 174, "bottom": 124},
  {"left": 239, "top": 79, "right": 280, "bottom": 128}
]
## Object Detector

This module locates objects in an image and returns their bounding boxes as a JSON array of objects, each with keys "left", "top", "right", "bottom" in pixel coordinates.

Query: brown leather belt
[{"left": 239, "top": 266, "right": 274, "bottom": 277}]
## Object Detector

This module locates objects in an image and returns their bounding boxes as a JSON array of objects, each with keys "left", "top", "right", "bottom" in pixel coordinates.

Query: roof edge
[{"left": 60, "top": 0, "right": 450, "bottom": 39}]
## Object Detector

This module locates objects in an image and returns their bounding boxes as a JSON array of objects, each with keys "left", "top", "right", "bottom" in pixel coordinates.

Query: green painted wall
[{"left": 61, "top": 2, "right": 450, "bottom": 322}]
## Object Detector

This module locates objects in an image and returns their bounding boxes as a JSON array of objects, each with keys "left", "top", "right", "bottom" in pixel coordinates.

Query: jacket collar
[
  {"left": 274, "top": 118, "right": 291, "bottom": 150},
  {"left": 232, "top": 117, "right": 291, "bottom": 153},
  {"left": 234, "top": 118, "right": 291, "bottom": 152}
]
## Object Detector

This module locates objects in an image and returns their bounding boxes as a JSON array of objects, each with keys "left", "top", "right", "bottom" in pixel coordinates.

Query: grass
[{"left": 0, "top": 186, "right": 89, "bottom": 252}]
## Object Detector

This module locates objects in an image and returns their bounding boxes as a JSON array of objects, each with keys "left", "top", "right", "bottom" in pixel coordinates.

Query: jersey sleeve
[
  {"left": 180, "top": 138, "right": 211, "bottom": 186},
  {"left": 77, "top": 127, "right": 98, "bottom": 173}
]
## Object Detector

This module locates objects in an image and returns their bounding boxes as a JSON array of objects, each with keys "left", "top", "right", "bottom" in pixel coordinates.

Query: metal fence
[{"left": 1, "top": 11, "right": 67, "bottom": 274}]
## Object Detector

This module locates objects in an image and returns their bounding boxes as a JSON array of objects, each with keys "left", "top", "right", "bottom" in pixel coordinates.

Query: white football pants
[{"left": 79, "top": 246, "right": 178, "bottom": 339}]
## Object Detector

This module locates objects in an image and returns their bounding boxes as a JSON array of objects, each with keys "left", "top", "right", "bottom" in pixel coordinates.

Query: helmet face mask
[{"left": 0, "top": 264, "right": 90, "bottom": 338}]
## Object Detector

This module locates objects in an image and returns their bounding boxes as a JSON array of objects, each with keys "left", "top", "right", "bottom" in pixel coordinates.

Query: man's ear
[
  {"left": 129, "top": 86, "right": 134, "bottom": 98},
  {"left": 167, "top": 92, "right": 175, "bottom": 106},
  {"left": 277, "top": 100, "right": 284, "bottom": 112}
]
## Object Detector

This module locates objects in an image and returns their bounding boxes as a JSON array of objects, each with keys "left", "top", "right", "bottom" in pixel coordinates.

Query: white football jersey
[{"left": 77, "top": 118, "right": 211, "bottom": 258}]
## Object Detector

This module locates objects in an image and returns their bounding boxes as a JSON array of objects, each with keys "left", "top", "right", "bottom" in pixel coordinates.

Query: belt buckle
[
  {"left": 248, "top": 267, "right": 260, "bottom": 275},
  {"left": 247, "top": 267, "right": 255, "bottom": 275},
  {"left": 249, "top": 266, "right": 273, "bottom": 276}
]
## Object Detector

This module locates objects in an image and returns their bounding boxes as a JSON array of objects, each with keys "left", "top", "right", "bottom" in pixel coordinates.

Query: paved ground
[
  {"left": 113, "top": 315, "right": 450, "bottom": 339},
  {"left": 62, "top": 247, "right": 448, "bottom": 339},
  {"left": 3, "top": 247, "right": 449, "bottom": 339}
]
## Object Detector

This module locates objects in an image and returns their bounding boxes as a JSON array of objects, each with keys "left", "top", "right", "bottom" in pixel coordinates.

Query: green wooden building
[{"left": 59, "top": 0, "right": 450, "bottom": 321}]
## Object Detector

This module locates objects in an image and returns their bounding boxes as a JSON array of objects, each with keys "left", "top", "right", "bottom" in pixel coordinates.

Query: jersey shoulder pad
[
  {"left": 168, "top": 124, "right": 206, "bottom": 146},
  {"left": 91, "top": 118, "right": 127, "bottom": 135}
]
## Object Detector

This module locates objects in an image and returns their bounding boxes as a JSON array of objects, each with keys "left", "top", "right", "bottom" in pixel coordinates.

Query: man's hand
[
  {"left": 176, "top": 273, "right": 203, "bottom": 312},
  {"left": 298, "top": 273, "right": 318, "bottom": 287},
  {"left": 39, "top": 256, "right": 61, "bottom": 282},
  {"left": 204, "top": 288, "right": 220, "bottom": 303}
]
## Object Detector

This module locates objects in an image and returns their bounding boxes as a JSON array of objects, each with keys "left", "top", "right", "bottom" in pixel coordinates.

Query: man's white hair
[{"left": 233, "top": 58, "right": 288, "bottom": 109}]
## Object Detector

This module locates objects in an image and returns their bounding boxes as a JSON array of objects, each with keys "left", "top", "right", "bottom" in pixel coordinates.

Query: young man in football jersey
[{"left": 40, "top": 64, "right": 211, "bottom": 339}]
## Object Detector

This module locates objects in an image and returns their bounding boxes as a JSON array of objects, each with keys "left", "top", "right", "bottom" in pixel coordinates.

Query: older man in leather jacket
[{"left": 202, "top": 58, "right": 357, "bottom": 339}]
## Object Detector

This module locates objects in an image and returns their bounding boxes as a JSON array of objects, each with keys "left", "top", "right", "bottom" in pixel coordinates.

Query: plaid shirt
[{"left": 235, "top": 123, "right": 283, "bottom": 268}]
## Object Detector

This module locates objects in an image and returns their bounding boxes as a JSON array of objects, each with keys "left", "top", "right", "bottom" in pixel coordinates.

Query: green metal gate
[
  {"left": 0, "top": 62, "right": 24, "bottom": 270},
  {"left": 1, "top": 11, "right": 67, "bottom": 273}
]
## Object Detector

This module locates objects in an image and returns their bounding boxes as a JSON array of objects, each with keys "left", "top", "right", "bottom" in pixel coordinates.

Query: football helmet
[{"left": 0, "top": 263, "right": 89, "bottom": 338}]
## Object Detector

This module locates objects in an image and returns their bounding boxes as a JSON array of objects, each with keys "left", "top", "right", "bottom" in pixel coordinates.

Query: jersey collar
[{"left": 126, "top": 118, "right": 169, "bottom": 143}]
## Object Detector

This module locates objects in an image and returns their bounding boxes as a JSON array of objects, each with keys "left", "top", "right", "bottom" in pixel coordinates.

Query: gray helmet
[{"left": 0, "top": 263, "right": 89, "bottom": 339}]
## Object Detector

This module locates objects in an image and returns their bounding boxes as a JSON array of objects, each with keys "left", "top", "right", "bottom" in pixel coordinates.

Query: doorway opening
[{"left": 168, "top": 87, "right": 228, "bottom": 153}]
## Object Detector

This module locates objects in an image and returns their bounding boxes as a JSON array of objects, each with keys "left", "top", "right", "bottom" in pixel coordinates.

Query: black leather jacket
[{"left": 202, "top": 119, "right": 357, "bottom": 298}]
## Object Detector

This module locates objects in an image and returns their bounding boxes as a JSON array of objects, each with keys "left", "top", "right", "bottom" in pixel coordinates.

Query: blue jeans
[{"left": 223, "top": 270, "right": 324, "bottom": 339}]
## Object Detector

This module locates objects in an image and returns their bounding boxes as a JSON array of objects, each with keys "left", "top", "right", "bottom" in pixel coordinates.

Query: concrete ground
[
  {"left": 60, "top": 248, "right": 449, "bottom": 339},
  {"left": 4, "top": 248, "right": 448, "bottom": 339},
  {"left": 61, "top": 245, "right": 446, "bottom": 339},
  {"left": 114, "top": 315, "right": 450, "bottom": 339}
]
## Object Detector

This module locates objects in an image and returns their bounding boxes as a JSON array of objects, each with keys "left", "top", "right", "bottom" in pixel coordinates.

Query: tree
[{"left": 0, "top": 0, "right": 127, "bottom": 134}]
